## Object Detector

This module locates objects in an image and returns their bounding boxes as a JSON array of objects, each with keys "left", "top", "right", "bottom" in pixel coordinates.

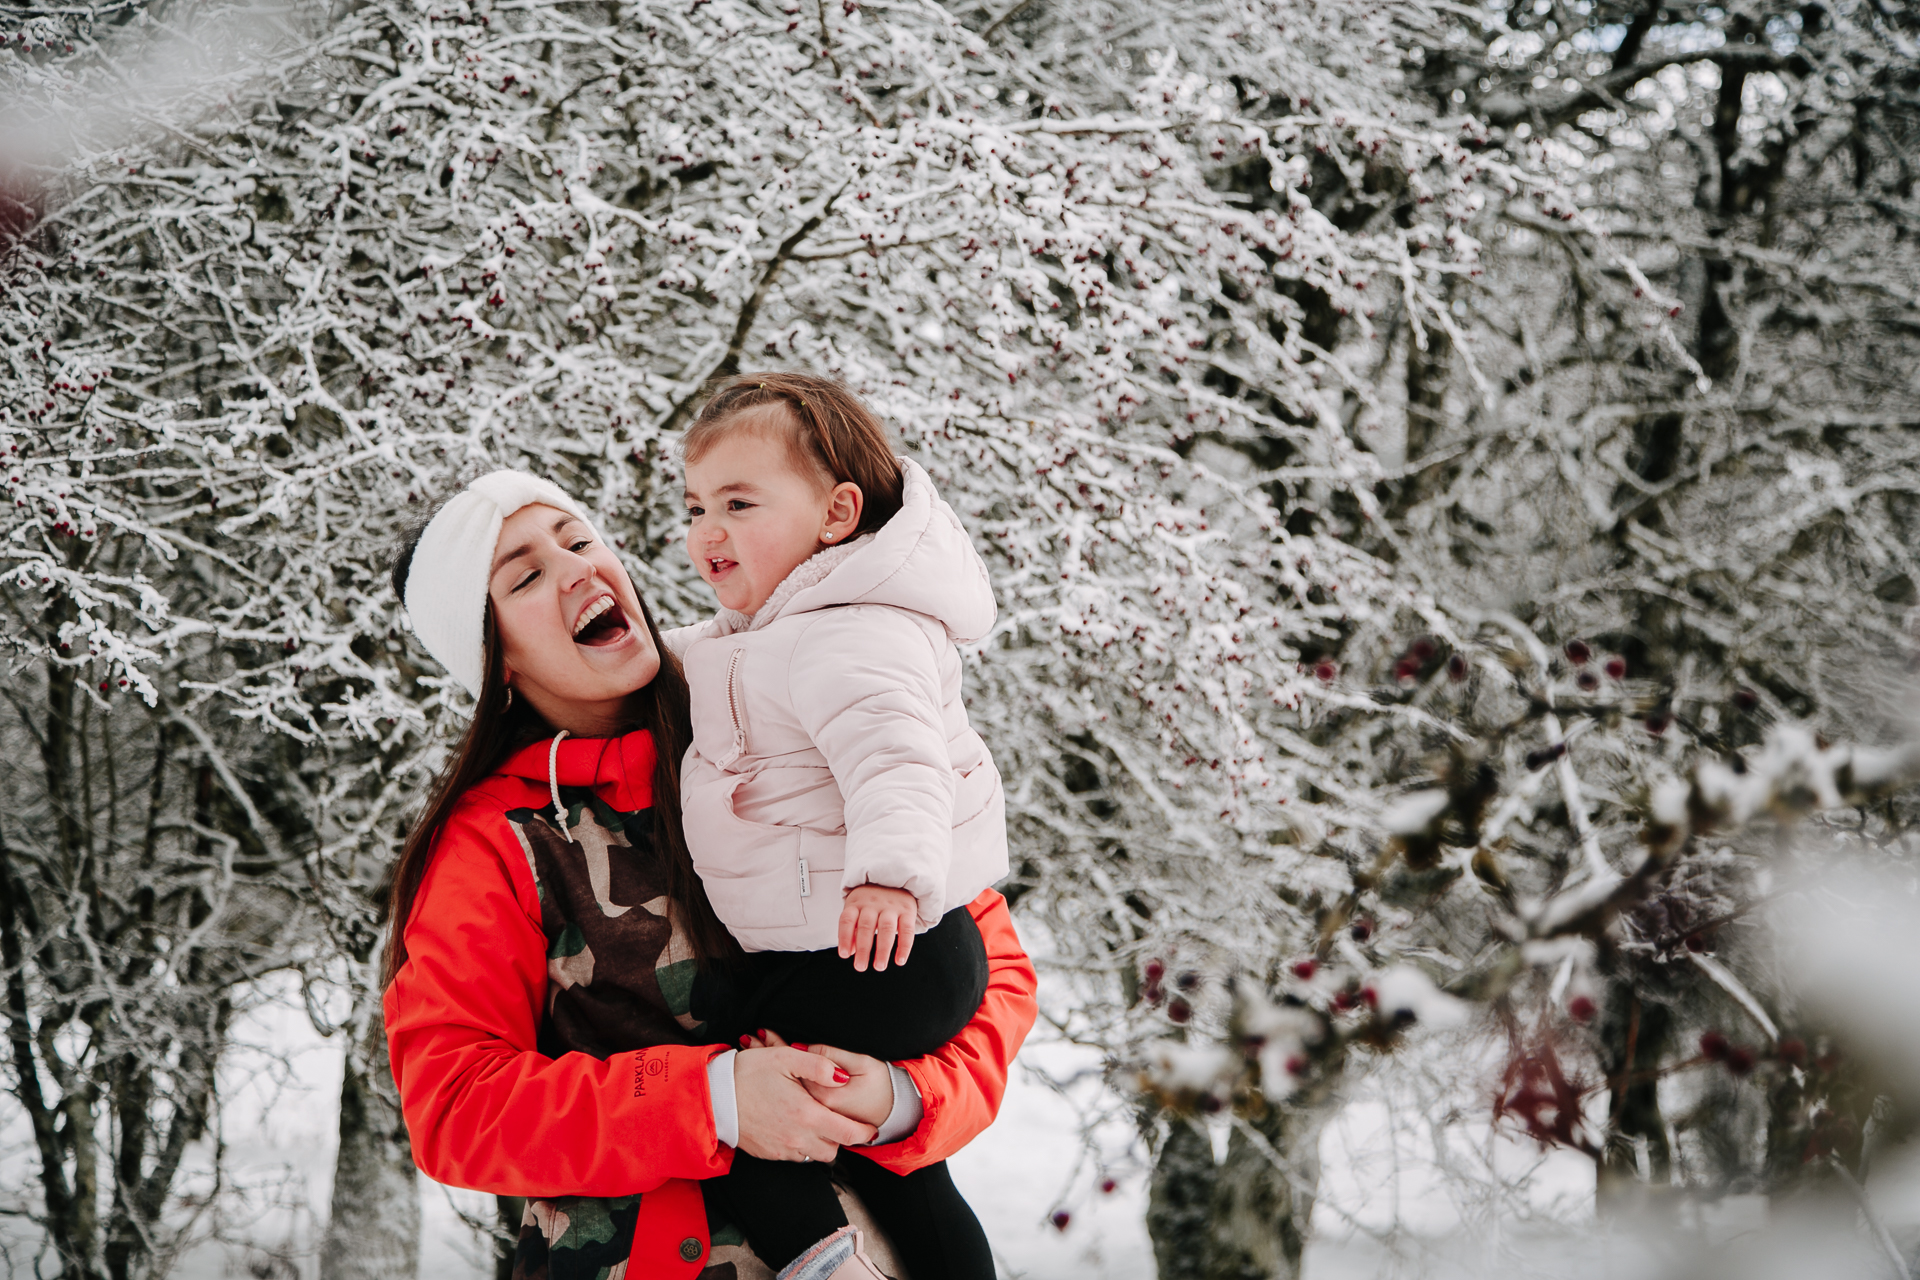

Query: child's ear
[{"left": 823, "top": 481, "right": 864, "bottom": 543}]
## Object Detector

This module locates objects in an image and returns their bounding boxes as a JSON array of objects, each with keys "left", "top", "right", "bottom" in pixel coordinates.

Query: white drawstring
[{"left": 548, "top": 730, "right": 571, "bottom": 842}]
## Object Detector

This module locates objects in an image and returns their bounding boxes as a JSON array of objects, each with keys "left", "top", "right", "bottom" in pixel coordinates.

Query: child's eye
[
  {"left": 727, "top": 499, "right": 754, "bottom": 512},
  {"left": 686, "top": 505, "right": 704, "bottom": 518}
]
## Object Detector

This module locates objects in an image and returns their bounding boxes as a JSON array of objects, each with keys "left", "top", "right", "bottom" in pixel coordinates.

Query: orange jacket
[{"left": 383, "top": 731, "right": 1037, "bottom": 1275}]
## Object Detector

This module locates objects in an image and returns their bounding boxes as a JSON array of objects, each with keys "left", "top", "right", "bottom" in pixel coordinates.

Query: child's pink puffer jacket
[{"left": 663, "top": 458, "right": 1010, "bottom": 953}]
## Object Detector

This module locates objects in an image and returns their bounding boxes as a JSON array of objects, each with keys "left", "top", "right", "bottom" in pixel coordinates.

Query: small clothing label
[{"left": 798, "top": 858, "right": 811, "bottom": 898}]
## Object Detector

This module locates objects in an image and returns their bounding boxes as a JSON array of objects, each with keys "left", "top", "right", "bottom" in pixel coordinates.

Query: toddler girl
[{"left": 665, "top": 373, "right": 1010, "bottom": 1280}]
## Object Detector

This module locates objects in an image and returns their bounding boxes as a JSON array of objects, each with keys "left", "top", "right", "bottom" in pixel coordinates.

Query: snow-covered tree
[
  {"left": 3, "top": 0, "right": 1916, "bottom": 1273},
  {"left": 1306, "top": 0, "right": 1920, "bottom": 1232}
]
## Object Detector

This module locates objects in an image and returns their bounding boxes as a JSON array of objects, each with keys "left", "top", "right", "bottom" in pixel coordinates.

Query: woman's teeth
[{"left": 572, "top": 596, "right": 615, "bottom": 637}]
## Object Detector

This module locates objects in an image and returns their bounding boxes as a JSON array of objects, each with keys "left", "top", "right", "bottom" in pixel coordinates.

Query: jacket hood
[{"left": 713, "top": 457, "right": 996, "bottom": 644}]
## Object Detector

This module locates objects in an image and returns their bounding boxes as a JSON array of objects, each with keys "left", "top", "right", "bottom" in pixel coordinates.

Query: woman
[{"left": 380, "top": 470, "right": 1037, "bottom": 1280}]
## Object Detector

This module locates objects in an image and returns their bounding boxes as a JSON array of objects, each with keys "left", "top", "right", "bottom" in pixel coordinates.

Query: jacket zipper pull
[{"left": 725, "top": 649, "right": 746, "bottom": 760}]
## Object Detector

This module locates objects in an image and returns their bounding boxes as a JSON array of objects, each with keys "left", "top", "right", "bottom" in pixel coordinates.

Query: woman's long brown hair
[{"left": 380, "top": 519, "right": 739, "bottom": 988}]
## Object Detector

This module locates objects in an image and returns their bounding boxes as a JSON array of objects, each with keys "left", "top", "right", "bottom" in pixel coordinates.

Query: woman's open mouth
[{"left": 572, "top": 595, "right": 631, "bottom": 647}]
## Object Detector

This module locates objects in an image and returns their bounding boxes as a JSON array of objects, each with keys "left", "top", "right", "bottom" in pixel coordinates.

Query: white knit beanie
[{"left": 402, "top": 469, "right": 600, "bottom": 698}]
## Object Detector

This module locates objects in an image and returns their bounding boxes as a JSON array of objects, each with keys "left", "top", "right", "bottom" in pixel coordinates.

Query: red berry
[
  {"left": 1446, "top": 653, "right": 1468, "bottom": 682},
  {"left": 1291, "top": 959, "right": 1317, "bottom": 980},
  {"left": 1525, "top": 742, "right": 1568, "bottom": 771},
  {"left": 1576, "top": 671, "right": 1600, "bottom": 692},
  {"left": 99, "top": 680, "right": 109, "bottom": 692},
  {"left": 1360, "top": 986, "right": 1378, "bottom": 1009},
  {"left": 1349, "top": 918, "right": 1373, "bottom": 943},
  {"left": 1684, "top": 933, "right": 1707, "bottom": 953},
  {"left": 1604, "top": 656, "right": 1626, "bottom": 680},
  {"left": 1408, "top": 637, "right": 1437, "bottom": 662},
  {"left": 1392, "top": 658, "right": 1418, "bottom": 683},
  {"left": 1725, "top": 1046, "right": 1755, "bottom": 1076},
  {"left": 1100, "top": 1178, "right": 1118, "bottom": 1195},
  {"left": 1167, "top": 997, "right": 1192, "bottom": 1024},
  {"left": 1050, "top": 1210, "right": 1071, "bottom": 1231},
  {"left": 1313, "top": 660, "right": 1336, "bottom": 682},
  {"left": 1332, "top": 990, "right": 1355, "bottom": 1011},
  {"left": 1776, "top": 1038, "right": 1806, "bottom": 1067},
  {"left": 1645, "top": 710, "right": 1672, "bottom": 736},
  {"left": 1700, "top": 1031, "right": 1730, "bottom": 1061},
  {"left": 1143, "top": 959, "right": 1165, "bottom": 983},
  {"left": 1568, "top": 995, "right": 1596, "bottom": 1023},
  {"left": 1564, "top": 639, "right": 1591, "bottom": 665},
  {"left": 1285, "top": 1054, "right": 1308, "bottom": 1075},
  {"left": 1733, "top": 686, "right": 1758, "bottom": 712}
]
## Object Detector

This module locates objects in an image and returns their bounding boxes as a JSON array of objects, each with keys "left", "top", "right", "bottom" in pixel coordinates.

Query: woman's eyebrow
[{"left": 491, "top": 515, "right": 584, "bottom": 574}]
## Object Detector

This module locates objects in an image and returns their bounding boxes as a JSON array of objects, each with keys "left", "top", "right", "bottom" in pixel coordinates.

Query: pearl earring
[{"left": 823, "top": 531, "right": 835, "bottom": 541}]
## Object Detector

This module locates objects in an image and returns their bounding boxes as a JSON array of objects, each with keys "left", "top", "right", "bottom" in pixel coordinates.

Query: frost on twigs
[{"left": 1112, "top": 606, "right": 1919, "bottom": 1218}]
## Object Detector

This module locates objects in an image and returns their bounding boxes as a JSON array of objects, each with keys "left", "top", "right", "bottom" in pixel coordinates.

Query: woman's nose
[{"left": 556, "top": 549, "right": 596, "bottom": 592}]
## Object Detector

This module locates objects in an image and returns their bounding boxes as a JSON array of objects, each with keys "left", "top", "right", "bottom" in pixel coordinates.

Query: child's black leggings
[{"left": 694, "top": 904, "right": 993, "bottom": 1280}]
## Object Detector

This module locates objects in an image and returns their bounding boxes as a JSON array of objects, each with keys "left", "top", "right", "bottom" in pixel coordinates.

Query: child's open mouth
[
  {"left": 707, "top": 557, "right": 737, "bottom": 581},
  {"left": 572, "top": 595, "right": 631, "bottom": 647}
]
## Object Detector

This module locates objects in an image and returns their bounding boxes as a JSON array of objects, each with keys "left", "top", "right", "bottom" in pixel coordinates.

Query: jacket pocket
[
  {"left": 684, "top": 774, "right": 807, "bottom": 930},
  {"left": 952, "top": 756, "right": 1001, "bottom": 829}
]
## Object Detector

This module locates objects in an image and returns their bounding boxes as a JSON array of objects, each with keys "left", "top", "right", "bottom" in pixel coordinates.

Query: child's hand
[{"left": 838, "top": 885, "right": 918, "bottom": 972}]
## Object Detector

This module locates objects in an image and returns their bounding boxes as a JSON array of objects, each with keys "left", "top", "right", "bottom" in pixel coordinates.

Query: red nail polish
[
  {"left": 738, "top": 1036, "right": 750, "bottom": 1048},
  {"left": 791, "top": 1043, "right": 810, "bottom": 1052},
  {"left": 833, "top": 1068, "right": 851, "bottom": 1084}
]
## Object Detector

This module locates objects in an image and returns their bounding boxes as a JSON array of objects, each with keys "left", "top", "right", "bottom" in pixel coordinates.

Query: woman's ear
[{"left": 822, "top": 481, "right": 864, "bottom": 543}]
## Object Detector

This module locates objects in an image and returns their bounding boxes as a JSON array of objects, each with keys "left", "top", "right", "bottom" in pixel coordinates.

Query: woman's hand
[
  {"left": 743, "top": 1031, "right": 896, "bottom": 1130},
  {"left": 732, "top": 1045, "right": 877, "bottom": 1162}
]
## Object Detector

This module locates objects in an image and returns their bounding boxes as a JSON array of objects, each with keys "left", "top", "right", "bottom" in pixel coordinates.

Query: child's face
[
  {"left": 488, "top": 503, "right": 660, "bottom": 735},
  {"left": 683, "top": 410, "right": 860, "bottom": 617}
]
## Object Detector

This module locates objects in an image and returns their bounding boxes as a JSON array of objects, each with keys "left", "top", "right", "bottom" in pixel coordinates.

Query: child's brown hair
[{"left": 683, "top": 372, "right": 904, "bottom": 538}]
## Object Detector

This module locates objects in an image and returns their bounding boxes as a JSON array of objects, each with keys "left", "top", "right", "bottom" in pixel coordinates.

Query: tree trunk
[
  {"left": 1206, "top": 1107, "right": 1325, "bottom": 1280},
  {"left": 493, "top": 1196, "right": 524, "bottom": 1280},
  {"left": 322, "top": 991, "right": 418, "bottom": 1280},
  {"left": 1596, "top": 984, "right": 1672, "bottom": 1215},
  {"left": 1147, "top": 1115, "right": 1217, "bottom": 1280}
]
